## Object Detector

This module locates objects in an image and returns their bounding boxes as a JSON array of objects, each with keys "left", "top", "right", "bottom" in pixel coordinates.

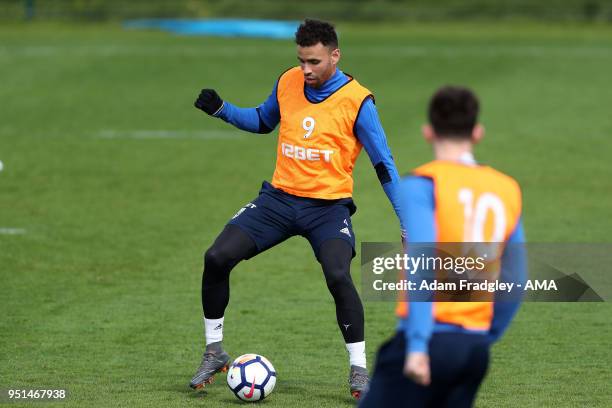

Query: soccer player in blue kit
[
  {"left": 189, "top": 19, "right": 405, "bottom": 398},
  {"left": 360, "top": 86, "right": 527, "bottom": 407}
]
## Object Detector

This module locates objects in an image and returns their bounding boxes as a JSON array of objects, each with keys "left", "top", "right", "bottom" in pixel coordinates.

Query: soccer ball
[{"left": 226, "top": 354, "right": 276, "bottom": 402}]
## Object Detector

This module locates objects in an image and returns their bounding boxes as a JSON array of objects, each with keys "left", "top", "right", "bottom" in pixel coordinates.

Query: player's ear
[
  {"left": 422, "top": 124, "right": 435, "bottom": 143},
  {"left": 331, "top": 48, "right": 340, "bottom": 65},
  {"left": 472, "top": 124, "right": 484, "bottom": 144}
]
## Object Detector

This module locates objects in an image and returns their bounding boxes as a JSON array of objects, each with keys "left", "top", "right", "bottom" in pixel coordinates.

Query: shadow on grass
[
  {"left": 166, "top": 383, "right": 271, "bottom": 405},
  {"left": 165, "top": 380, "right": 355, "bottom": 406},
  {"left": 280, "top": 381, "right": 356, "bottom": 406}
]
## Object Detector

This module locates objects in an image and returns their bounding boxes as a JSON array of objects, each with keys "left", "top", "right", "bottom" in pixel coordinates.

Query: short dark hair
[
  {"left": 428, "top": 86, "right": 480, "bottom": 138},
  {"left": 295, "top": 19, "right": 338, "bottom": 49}
]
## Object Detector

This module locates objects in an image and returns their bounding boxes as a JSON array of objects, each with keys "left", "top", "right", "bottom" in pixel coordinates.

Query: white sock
[
  {"left": 346, "top": 341, "right": 366, "bottom": 368},
  {"left": 204, "top": 316, "right": 224, "bottom": 345}
]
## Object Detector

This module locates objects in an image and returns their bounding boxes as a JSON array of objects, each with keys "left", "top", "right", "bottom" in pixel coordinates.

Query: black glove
[{"left": 194, "top": 89, "right": 223, "bottom": 115}]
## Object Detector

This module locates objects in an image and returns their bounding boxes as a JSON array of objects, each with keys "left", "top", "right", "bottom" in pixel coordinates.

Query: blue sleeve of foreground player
[
  {"left": 214, "top": 81, "right": 280, "bottom": 134},
  {"left": 354, "top": 98, "right": 404, "bottom": 228},
  {"left": 397, "top": 176, "right": 436, "bottom": 355},
  {"left": 488, "top": 219, "right": 527, "bottom": 344}
]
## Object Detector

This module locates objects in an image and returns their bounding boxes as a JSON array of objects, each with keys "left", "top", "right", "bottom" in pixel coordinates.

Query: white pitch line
[
  {"left": 95, "top": 129, "right": 246, "bottom": 140},
  {"left": 0, "top": 45, "right": 286, "bottom": 58},
  {"left": 347, "top": 45, "right": 612, "bottom": 58},
  {"left": 0, "top": 228, "right": 26, "bottom": 235}
]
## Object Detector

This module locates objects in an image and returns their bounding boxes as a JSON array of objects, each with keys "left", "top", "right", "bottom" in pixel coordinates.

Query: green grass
[{"left": 1, "top": 21, "right": 611, "bottom": 407}]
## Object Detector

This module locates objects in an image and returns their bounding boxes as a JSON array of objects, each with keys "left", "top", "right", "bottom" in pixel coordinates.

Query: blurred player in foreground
[
  {"left": 190, "top": 19, "right": 404, "bottom": 398},
  {"left": 360, "top": 86, "right": 527, "bottom": 407}
]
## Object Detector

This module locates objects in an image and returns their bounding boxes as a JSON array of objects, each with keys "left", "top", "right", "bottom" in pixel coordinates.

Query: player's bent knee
[
  {"left": 204, "top": 246, "right": 233, "bottom": 271},
  {"left": 325, "top": 270, "right": 352, "bottom": 290},
  {"left": 325, "top": 272, "right": 360, "bottom": 305}
]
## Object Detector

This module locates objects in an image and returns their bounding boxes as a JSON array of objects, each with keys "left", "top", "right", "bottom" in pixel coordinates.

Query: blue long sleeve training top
[
  {"left": 213, "top": 68, "right": 403, "bottom": 227},
  {"left": 397, "top": 172, "right": 527, "bottom": 355}
]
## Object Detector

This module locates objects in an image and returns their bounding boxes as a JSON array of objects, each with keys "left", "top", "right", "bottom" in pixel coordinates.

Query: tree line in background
[{"left": 1, "top": 0, "right": 611, "bottom": 22}]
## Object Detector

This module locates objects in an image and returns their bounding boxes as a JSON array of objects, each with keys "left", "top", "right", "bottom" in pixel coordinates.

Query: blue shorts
[
  {"left": 359, "top": 331, "right": 489, "bottom": 408},
  {"left": 228, "top": 181, "right": 357, "bottom": 259}
]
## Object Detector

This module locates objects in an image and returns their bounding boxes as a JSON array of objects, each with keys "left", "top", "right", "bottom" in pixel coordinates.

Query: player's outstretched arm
[
  {"left": 399, "top": 176, "right": 436, "bottom": 385},
  {"left": 354, "top": 98, "right": 405, "bottom": 231},
  {"left": 194, "top": 83, "right": 280, "bottom": 134},
  {"left": 488, "top": 219, "right": 527, "bottom": 344}
]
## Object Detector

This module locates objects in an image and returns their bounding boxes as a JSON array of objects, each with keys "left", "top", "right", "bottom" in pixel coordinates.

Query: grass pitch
[{"left": 1, "top": 21, "right": 611, "bottom": 407}]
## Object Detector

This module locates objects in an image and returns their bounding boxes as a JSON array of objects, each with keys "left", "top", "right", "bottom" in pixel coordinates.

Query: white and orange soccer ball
[{"left": 226, "top": 354, "right": 276, "bottom": 402}]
